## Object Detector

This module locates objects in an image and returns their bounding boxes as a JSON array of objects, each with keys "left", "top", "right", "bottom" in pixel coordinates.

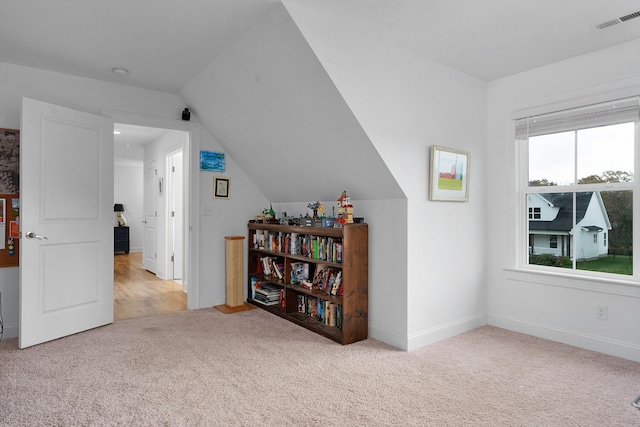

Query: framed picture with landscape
[{"left": 429, "top": 145, "right": 470, "bottom": 202}]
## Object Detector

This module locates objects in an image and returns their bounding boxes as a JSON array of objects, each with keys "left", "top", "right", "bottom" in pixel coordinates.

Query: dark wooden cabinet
[
  {"left": 114, "top": 226, "right": 130, "bottom": 254},
  {"left": 247, "top": 222, "right": 368, "bottom": 345}
]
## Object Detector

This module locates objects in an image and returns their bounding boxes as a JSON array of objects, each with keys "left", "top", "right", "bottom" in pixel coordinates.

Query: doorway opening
[{"left": 113, "top": 123, "right": 189, "bottom": 320}]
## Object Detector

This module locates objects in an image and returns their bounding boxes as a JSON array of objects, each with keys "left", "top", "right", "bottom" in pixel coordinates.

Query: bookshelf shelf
[{"left": 247, "top": 222, "right": 368, "bottom": 345}]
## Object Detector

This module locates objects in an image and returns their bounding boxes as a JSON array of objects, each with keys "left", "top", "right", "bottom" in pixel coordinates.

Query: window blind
[{"left": 515, "top": 97, "right": 640, "bottom": 139}]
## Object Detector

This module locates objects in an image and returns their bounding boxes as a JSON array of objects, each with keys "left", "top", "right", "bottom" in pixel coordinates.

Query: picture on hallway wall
[
  {"left": 214, "top": 177, "right": 230, "bottom": 199},
  {"left": 200, "top": 150, "right": 225, "bottom": 172},
  {"left": 429, "top": 145, "right": 470, "bottom": 202}
]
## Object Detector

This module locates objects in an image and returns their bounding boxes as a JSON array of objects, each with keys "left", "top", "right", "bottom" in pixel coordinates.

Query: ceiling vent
[{"left": 595, "top": 9, "right": 640, "bottom": 30}]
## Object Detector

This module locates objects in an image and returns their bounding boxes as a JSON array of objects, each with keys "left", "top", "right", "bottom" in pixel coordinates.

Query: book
[
  {"left": 290, "top": 262, "right": 309, "bottom": 285},
  {"left": 270, "top": 258, "right": 284, "bottom": 280},
  {"left": 254, "top": 288, "right": 280, "bottom": 300},
  {"left": 250, "top": 277, "right": 259, "bottom": 299},
  {"left": 322, "top": 268, "right": 339, "bottom": 294},
  {"left": 260, "top": 256, "right": 272, "bottom": 276},
  {"left": 312, "top": 265, "right": 329, "bottom": 290},
  {"left": 253, "top": 296, "right": 280, "bottom": 306},
  {"left": 330, "top": 271, "right": 342, "bottom": 296}
]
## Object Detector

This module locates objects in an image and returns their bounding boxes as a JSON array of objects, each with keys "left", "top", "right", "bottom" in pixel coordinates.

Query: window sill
[{"left": 503, "top": 267, "right": 640, "bottom": 298}]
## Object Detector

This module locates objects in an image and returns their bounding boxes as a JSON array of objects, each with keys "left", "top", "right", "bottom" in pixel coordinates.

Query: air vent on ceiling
[{"left": 595, "top": 9, "right": 640, "bottom": 30}]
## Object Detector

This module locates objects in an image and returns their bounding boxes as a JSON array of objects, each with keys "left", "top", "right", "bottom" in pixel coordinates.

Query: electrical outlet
[
  {"left": 202, "top": 205, "right": 213, "bottom": 216},
  {"left": 596, "top": 304, "right": 608, "bottom": 320}
]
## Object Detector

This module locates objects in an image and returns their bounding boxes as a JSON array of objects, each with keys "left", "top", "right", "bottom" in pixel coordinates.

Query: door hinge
[
  {"left": 171, "top": 211, "right": 175, "bottom": 217},
  {"left": 171, "top": 254, "right": 174, "bottom": 262},
  {"left": 172, "top": 166, "right": 175, "bottom": 172}
]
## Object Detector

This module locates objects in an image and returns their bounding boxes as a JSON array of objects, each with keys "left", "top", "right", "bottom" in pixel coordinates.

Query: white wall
[
  {"left": 196, "top": 130, "right": 268, "bottom": 308},
  {"left": 287, "top": 3, "right": 487, "bottom": 350},
  {"left": 486, "top": 39, "right": 640, "bottom": 361},
  {"left": 0, "top": 61, "right": 267, "bottom": 338},
  {"left": 114, "top": 163, "right": 144, "bottom": 252}
]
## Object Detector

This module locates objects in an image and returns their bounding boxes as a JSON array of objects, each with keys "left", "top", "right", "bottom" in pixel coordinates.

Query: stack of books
[{"left": 253, "top": 282, "right": 283, "bottom": 306}]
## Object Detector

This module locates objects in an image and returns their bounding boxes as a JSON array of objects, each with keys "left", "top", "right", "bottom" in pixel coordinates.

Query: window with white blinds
[{"left": 515, "top": 96, "right": 638, "bottom": 279}]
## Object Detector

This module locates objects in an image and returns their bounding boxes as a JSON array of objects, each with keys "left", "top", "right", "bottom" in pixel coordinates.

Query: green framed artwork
[{"left": 429, "top": 145, "right": 470, "bottom": 202}]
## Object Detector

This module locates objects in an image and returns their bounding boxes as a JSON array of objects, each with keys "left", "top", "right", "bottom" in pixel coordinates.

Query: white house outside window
[{"left": 515, "top": 97, "right": 638, "bottom": 278}]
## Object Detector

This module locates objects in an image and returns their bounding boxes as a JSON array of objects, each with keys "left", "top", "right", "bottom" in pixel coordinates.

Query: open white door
[
  {"left": 143, "top": 159, "right": 158, "bottom": 274},
  {"left": 20, "top": 98, "right": 114, "bottom": 348}
]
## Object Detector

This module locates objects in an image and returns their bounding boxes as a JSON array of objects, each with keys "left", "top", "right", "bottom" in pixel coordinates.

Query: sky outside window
[{"left": 529, "top": 122, "right": 634, "bottom": 185}]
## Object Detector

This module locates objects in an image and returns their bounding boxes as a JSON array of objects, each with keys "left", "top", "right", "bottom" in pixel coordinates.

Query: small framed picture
[
  {"left": 429, "top": 145, "right": 470, "bottom": 202},
  {"left": 214, "top": 177, "right": 230, "bottom": 199}
]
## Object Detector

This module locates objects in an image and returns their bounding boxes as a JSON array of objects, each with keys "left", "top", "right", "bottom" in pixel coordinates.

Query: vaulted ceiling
[
  {"left": 3, "top": 1, "right": 640, "bottom": 202},
  {"left": 3, "top": 1, "right": 639, "bottom": 92}
]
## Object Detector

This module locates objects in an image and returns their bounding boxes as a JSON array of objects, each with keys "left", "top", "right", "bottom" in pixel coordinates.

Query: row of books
[
  {"left": 258, "top": 256, "right": 284, "bottom": 281},
  {"left": 290, "top": 263, "right": 343, "bottom": 296},
  {"left": 297, "top": 294, "right": 342, "bottom": 329},
  {"left": 253, "top": 230, "right": 343, "bottom": 263},
  {"left": 251, "top": 278, "right": 284, "bottom": 307}
]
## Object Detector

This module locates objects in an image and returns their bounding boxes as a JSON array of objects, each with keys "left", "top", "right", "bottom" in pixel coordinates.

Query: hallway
[{"left": 114, "top": 252, "right": 187, "bottom": 320}]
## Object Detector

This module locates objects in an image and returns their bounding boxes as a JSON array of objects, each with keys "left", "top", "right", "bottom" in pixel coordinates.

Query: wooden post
[
  {"left": 225, "top": 236, "right": 245, "bottom": 307},
  {"left": 215, "top": 235, "right": 255, "bottom": 314}
]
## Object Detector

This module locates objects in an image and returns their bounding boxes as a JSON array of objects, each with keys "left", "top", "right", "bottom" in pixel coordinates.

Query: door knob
[{"left": 25, "top": 231, "right": 48, "bottom": 240}]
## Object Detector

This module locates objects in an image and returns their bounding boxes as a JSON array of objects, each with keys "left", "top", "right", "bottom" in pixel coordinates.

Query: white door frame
[
  {"left": 101, "top": 109, "right": 200, "bottom": 310},
  {"left": 167, "top": 148, "right": 185, "bottom": 287}
]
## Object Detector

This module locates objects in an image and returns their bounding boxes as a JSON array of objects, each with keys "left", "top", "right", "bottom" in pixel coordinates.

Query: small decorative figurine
[
  {"left": 336, "top": 190, "right": 354, "bottom": 225},
  {"left": 263, "top": 204, "right": 275, "bottom": 220},
  {"left": 307, "top": 201, "right": 325, "bottom": 219}
]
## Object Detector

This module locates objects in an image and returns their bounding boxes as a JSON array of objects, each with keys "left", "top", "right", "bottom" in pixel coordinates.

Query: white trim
[
  {"left": 510, "top": 87, "right": 639, "bottom": 282},
  {"left": 100, "top": 109, "right": 201, "bottom": 310},
  {"left": 406, "top": 315, "right": 487, "bottom": 352},
  {"left": 489, "top": 314, "right": 640, "bottom": 362},
  {"left": 368, "top": 324, "right": 409, "bottom": 351},
  {"left": 504, "top": 267, "right": 640, "bottom": 297}
]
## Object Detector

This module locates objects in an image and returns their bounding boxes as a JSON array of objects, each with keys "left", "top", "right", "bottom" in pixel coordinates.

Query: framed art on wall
[
  {"left": 0, "top": 129, "right": 19, "bottom": 194},
  {"left": 214, "top": 177, "right": 230, "bottom": 199},
  {"left": 200, "top": 150, "right": 225, "bottom": 172},
  {"left": 429, "top": 145, "right": 470, "bottom": 202}
]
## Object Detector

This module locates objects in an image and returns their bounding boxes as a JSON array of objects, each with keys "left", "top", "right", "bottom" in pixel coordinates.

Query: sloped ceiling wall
[{"left": 180, "top": 2, "right": 404, "bottom": 203}]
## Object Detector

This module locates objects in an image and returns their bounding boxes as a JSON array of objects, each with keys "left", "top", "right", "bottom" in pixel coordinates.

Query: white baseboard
[
  {"left": 368, "top": 324, "right": 409, "bottom": 351},
  {"left": 405, "top": 315, "right": 488, "bottom": 352},
  {"left": 1, "top": 323, "right": 18, "bottom": 340},
  {"left": 489, "top": 314, "right": 640, "bottom": 363}
]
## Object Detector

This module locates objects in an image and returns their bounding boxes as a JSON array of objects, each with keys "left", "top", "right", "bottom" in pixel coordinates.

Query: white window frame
[{"left": 513, "top": 95, "right": 640, "bottom": 284}]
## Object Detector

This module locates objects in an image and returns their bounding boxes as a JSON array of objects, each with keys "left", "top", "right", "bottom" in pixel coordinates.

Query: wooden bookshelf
[{"left": 247, "top": 222, "right": 368, "bottom": 344}]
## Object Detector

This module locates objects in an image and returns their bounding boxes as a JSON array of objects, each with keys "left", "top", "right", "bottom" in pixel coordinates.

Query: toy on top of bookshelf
[
  {"left": 254, "top": 204, "right": 279, "bottom": 223},
  {"left": 335, "top": 190, "right": 354, "bottom": 227},
  {"left": 307, "top": 201, "right": 325, "bottom": 219},
  {"left": 263, "top": 204, "right": 275, "bottom": 220}
]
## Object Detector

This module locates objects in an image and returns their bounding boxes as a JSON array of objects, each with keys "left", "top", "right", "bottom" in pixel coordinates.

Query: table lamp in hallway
[{"left": 114, "top": 203, "right": 127, "bottom": 227}]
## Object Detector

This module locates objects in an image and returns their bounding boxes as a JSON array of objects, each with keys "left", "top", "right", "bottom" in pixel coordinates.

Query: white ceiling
[{"left": 2, "top": 1, "right": 640, "bottom": 93}]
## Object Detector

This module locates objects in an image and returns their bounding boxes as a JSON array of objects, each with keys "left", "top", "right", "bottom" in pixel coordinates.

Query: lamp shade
[{"left": 114, "top": 204, "right": 126, "bottom": 212}]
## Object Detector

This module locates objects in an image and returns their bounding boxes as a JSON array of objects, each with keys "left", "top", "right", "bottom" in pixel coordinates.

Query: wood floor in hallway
[{"left": 114, "top": 252, "right": 187, "bottom": 321}]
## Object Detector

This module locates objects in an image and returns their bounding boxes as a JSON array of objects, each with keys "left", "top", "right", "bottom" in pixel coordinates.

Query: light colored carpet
[{"left": 1, "top": 308, "right": 639, "bottom": 426}]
